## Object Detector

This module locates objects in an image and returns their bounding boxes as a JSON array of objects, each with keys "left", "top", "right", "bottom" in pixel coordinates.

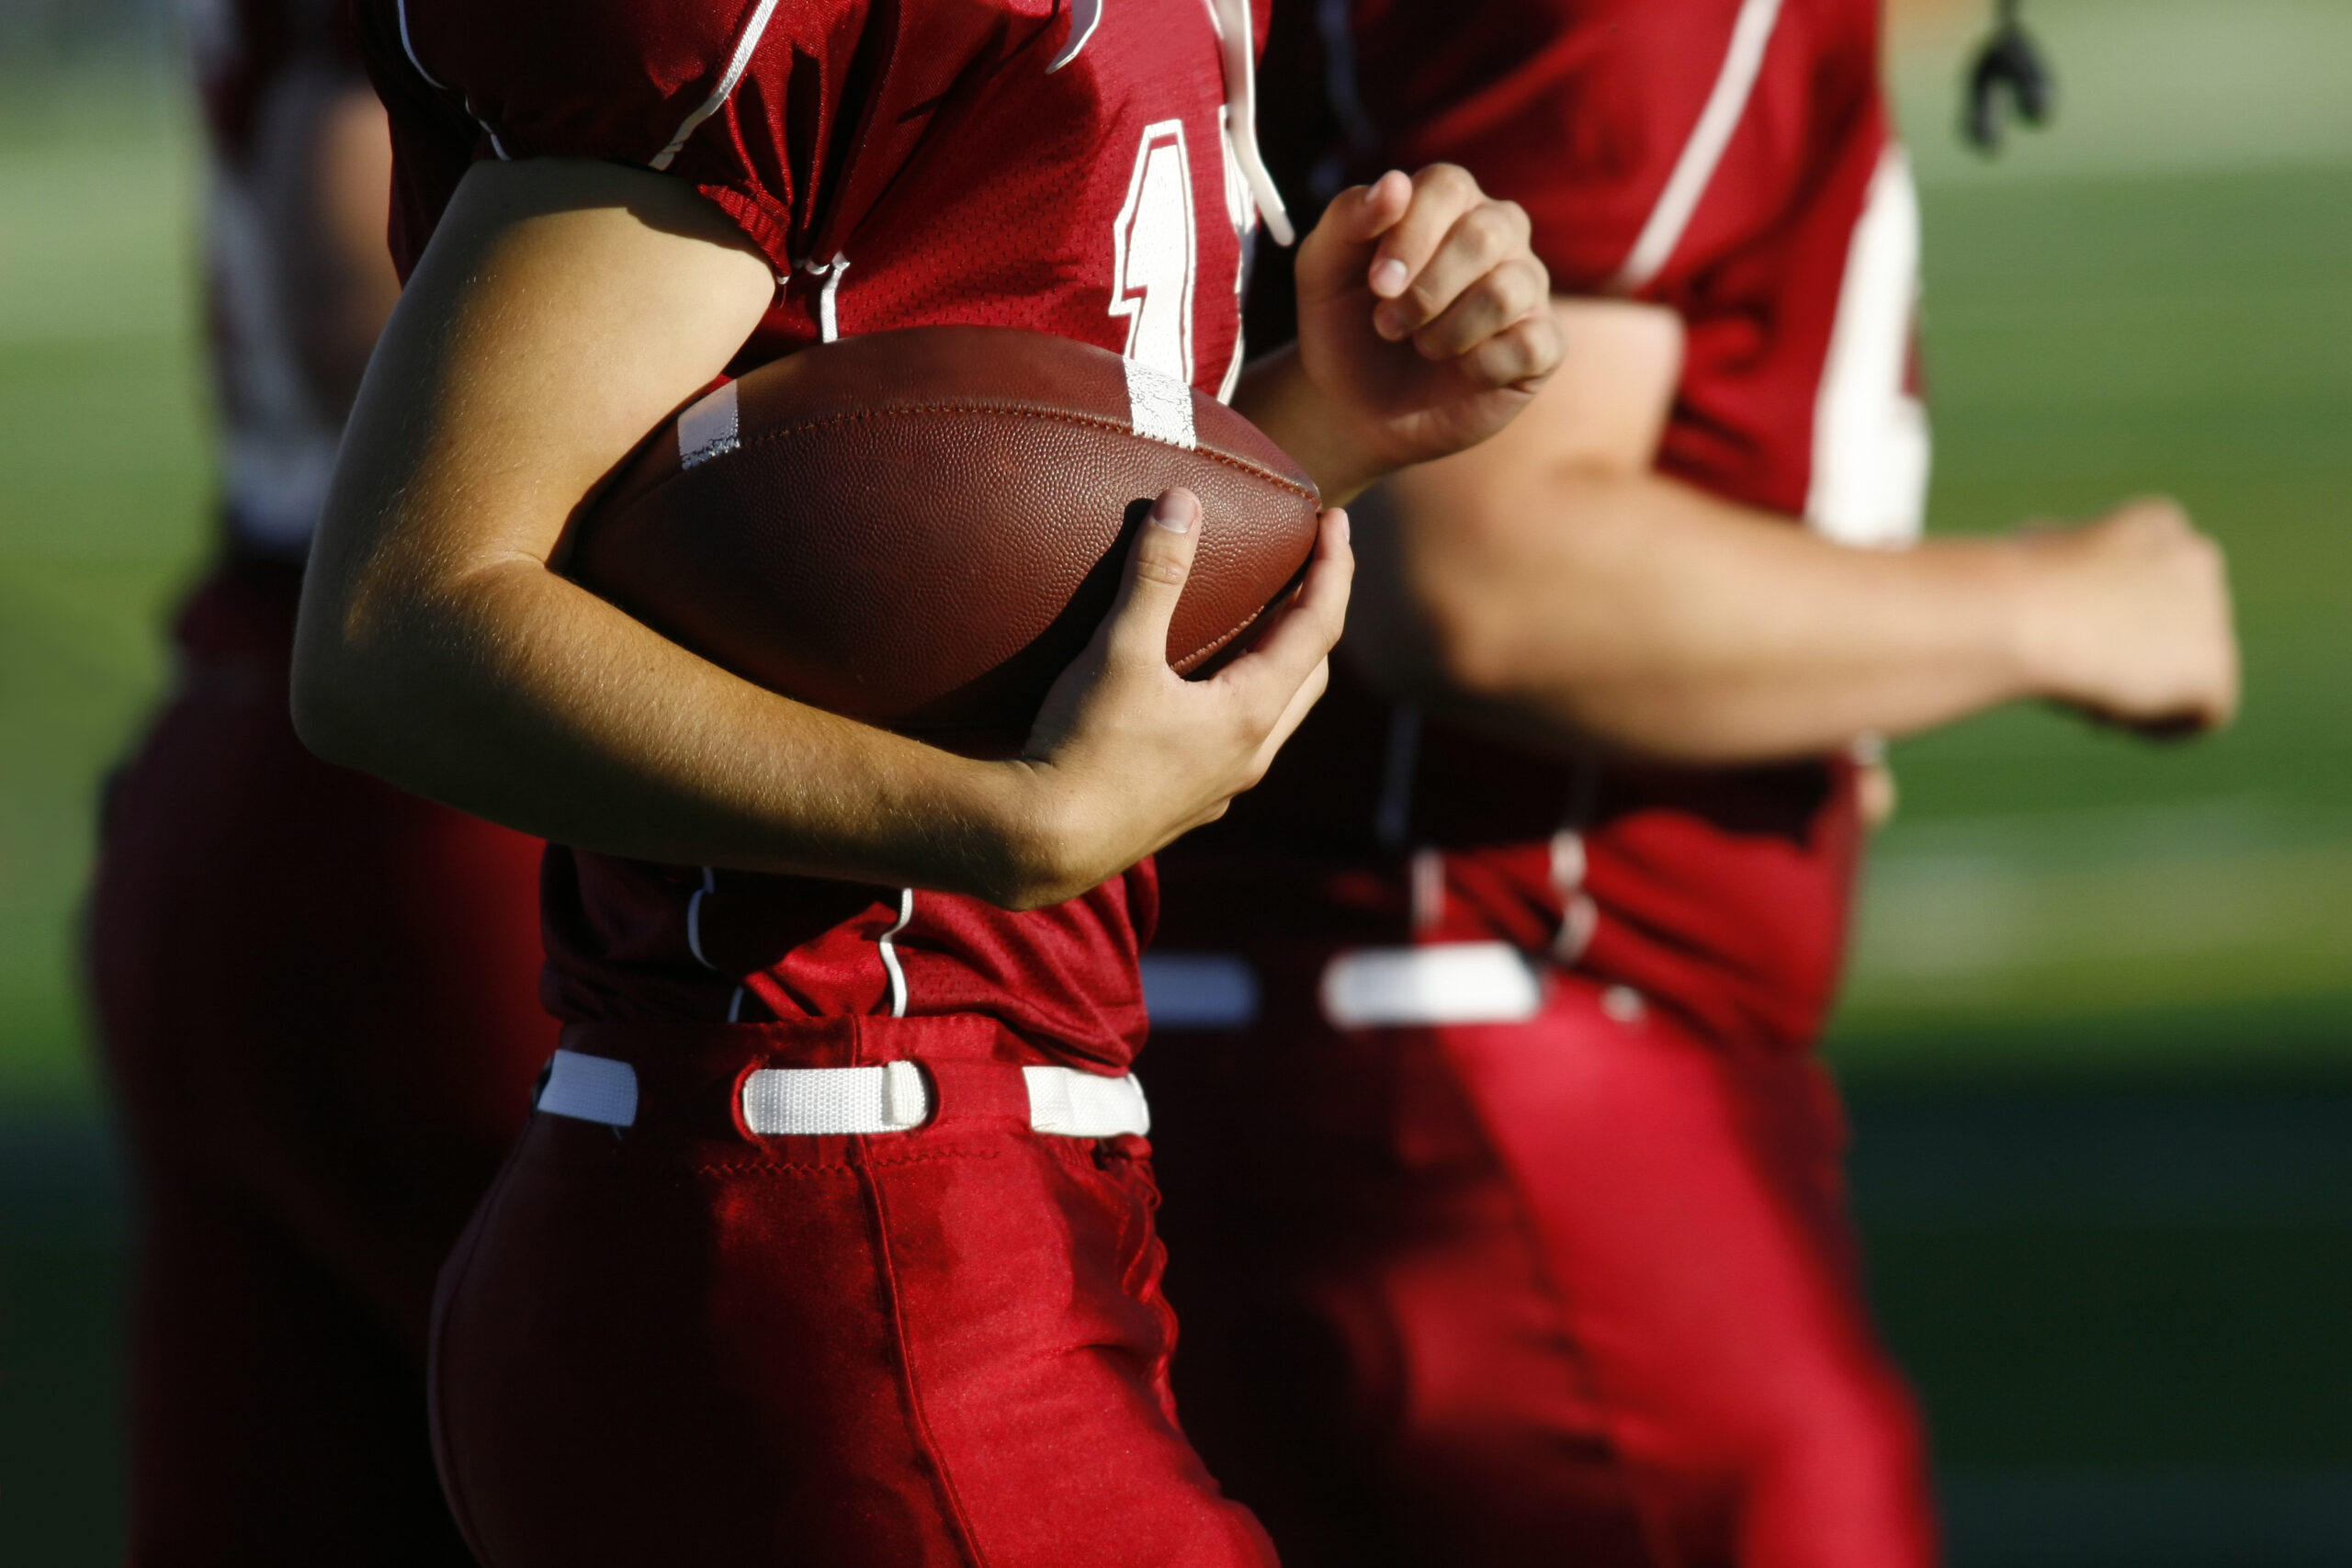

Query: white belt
[
  {"left": 1141, "top": 941, "right": 1548, "bottom": 1031},
  {"left": 535, "top": 1049, "right": 1150, "bottom": 1138}
]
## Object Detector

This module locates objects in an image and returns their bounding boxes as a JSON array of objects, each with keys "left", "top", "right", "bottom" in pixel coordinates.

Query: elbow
[{"left": 287, "top": 599, "right": 395, "bottom": 774}]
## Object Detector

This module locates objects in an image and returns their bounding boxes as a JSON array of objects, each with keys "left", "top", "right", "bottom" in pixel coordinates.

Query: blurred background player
[
  {"left": 1147, "top": 1, "right": 2240, "bottom": 1565},
  {"left": 82, "top": 0, "right": 554, "bottom": 1561},
  {"left": 295, "top": 0, "right": 1555, "bottom": 1559}
]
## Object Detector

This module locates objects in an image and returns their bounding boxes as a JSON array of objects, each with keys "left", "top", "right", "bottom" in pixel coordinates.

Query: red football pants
[
  {"left": 431, "top": 1016, "right": 1277, "bottom": 1568},
  {"left": 86, "top": 555, "right": 555, "bottom": 1566},
  {"left": 1148, "top": 973, "right": 1936, "bottom": 1568}
]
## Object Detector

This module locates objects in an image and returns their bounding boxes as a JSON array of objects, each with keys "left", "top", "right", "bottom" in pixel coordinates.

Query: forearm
[
  {"left": 295, "top": 159, "right": 1056, "bottom": 904},
  {"left": 260, "top": 70, "right": 403, "bottom": 417},
  {"left": 1364, "top": 462, "right": 2046, "bottom": 764},
  {"left": 296, "top": 552, "right": 1038, "bottom": 895}
]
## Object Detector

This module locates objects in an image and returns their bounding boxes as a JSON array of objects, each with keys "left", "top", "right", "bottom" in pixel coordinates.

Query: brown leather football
[{"left": 570, "top": 325, "right": 1321, "bottom": 740}]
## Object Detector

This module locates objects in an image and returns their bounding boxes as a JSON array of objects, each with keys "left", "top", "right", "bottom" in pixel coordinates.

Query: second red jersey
[
  {"left": 360, "top": 0, "right": 1280, "bottom": 1068},
  {"left": 1162, "top": 0, "right": 1928, "bottom": 1055}
]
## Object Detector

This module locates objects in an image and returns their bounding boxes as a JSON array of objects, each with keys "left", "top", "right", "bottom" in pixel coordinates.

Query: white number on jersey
[{"left": 1110, "top": 119, "right": 1200, "bottom": 383}]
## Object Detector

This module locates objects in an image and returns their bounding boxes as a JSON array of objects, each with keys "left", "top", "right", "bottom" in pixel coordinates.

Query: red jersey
[
  {"left": 1161, "top": 0, "right": 1927, "bottom": 1054},
  {"left": 359, "top": 0, "right": 1283, "bottom": 1069},
  {"left": 184, "top": 0, "right": 364, "bottom": 555}
]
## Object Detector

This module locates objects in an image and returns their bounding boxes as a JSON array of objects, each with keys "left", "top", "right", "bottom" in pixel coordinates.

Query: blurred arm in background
[
  {"left": 250, "top": 63, "right": 401, "bottom": 415},
  {"left": 1349, "top": 296, "right": 2242, "bottom": 768},
  {"left": 192, "top": 9, "right": 401, "bottom": 554}
]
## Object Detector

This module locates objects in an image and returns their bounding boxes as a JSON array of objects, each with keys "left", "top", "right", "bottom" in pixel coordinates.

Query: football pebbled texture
[{"left": 570, "top": 325, "right": 1322, "bottom": 740}]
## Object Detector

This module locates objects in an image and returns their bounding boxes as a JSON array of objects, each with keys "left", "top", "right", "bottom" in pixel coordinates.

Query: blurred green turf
[
  {"left": 1828, "top": 159, "right": 2352, "bottom": 1065},
  {"left": 0, "top": 69, "right": 208, "bottom": 1111}
]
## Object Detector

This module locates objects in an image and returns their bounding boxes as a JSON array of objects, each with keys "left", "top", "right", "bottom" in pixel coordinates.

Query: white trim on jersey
[
  {"left": 815, "top": 254, "right": 850, "bottom": 342},
  {"left": 1047, "top": 0, "right": 1105, "bottom": 73},
  {"left": 651, "top": 0, "right": 785, "bottom": 171},
  {"left": 396, "top": 0, "right": 447, "bottom": 88},
  {"left": 1209, "top": 0, "right": 1295, "bottom": 244},
  {"left": 686, "top": 866, "right": 720, "bottom": 969},
  {"left": 877, "top": 888, "right": 914, "bottom": 1018},
  {"left": 209, "top": 165, "right": 343, "bottom": 551},
  {"left": 1216, "top": 105, "right": 1258, "bottom": 403},
  {"left": 1805, "top": 146, "right": 1929, "bottom": 547},
  {"left": 396, "top": 0, "right": 512, "bottom": 158},
  {"left": 1610, "top": 0, "right": 1784, "bottom": 294}
]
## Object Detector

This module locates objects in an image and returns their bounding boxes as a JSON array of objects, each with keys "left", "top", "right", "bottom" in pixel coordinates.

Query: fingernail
[
  {"left": 1331, "top": 509, "right": 1351, "bottom": 546},
  {"left": 1370, "top": 258, "right": 1409, "bottom": 298},
  {"left": 1374, "top": 303, "right": 1408, "bottom": 339},
  {"left": 1150, "top": 490, "right": 1197, "bottom": 534}
]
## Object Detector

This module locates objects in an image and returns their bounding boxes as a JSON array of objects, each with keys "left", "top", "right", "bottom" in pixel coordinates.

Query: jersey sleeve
[
  {"left": 1344, "top": 0, "right": 1733, "bottom": 291},
  {"left": 356, "top": 0, "right": 868, "bottom": 279},
  {"left": 1332, "top": 0, "right": 1901, "bottom": 522}
]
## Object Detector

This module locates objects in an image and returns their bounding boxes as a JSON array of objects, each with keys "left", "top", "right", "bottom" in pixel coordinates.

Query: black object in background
[{"left": 1965, "top": 0, "right": 2056, "bottom": 152}]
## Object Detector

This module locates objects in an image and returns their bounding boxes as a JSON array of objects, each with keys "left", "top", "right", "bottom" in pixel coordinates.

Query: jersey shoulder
[
  {"left": 1346, "top": 0, "right": 1881, "bottom": 289},
  {"left": 380, "top": 0, "right": 872, "bottom": 165}
]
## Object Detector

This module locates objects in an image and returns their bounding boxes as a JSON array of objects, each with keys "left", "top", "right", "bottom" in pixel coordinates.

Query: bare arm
[
  {"left": 251, "top": 67, "right": 403, "bottom": 417},
  {"left": 293, "top": 157, "right": 1350, "bottom": 908},
  {"left": 1351, "top": 299, "right": 2239, "bottom": 764}
]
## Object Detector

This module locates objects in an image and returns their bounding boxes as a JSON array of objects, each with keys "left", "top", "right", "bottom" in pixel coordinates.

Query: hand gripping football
[{"left": 570, "top": 326, "right": 1322, "bottom": 740}]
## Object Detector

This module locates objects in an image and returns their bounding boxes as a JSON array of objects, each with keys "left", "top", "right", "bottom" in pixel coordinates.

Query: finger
[
  {"left": 1100, "top": 488, "right": 1202, "bottom": 668},
  {"left": 1333, "top": 169, "right": 1414, "bottom": 249},
  {"left": 1372, "top": 191, "right": 1530, "bottom": 340},
  {"left": 1461, "top": 309, "right": 1566, "bottom": 391},
  {"left": 1294, "top": 173, "right": 1414, "bottom": 309},
  {"left": 1408, "top": 254, "right": 1549, "bottom": 360},
  {"left": 1363, "top": 164, "right": 1485, "bottom": 313},
  {"left": 1220, "top": 508, "right": 1354, "bottom": 690}
]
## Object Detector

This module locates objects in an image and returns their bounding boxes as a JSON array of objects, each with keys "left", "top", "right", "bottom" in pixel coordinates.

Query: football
[{"left": 569, "top": 326, "right": 1323, "bottom": 741}]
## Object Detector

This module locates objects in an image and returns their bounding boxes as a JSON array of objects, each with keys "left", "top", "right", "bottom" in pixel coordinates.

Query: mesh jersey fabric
[
  {"left": 1163, "top": 0, "right": 1924, "bottom": 1055},
  {"left": 357, "top": 0, "right": 1270, "bottom": 1066}
]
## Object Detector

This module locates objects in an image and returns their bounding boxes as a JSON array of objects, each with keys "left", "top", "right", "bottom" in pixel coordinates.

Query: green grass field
[{"left": 3, "top": 4, "right": 2350, "bottom": 1560}]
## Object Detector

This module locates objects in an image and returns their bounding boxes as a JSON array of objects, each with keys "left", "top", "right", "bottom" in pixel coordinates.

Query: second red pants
[{"left": 1148, "top": 974, "right": 1937, "bottom": 1568}]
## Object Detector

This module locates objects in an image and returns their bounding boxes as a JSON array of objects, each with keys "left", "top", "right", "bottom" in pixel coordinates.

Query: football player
[
  {"left": 292, "top": 0, "right": 1560, "bottom": 1561},
  {"left": 85, "top": 1, "right": 552, "bottom": 1560},
  {"left": 1146, "top": 1, "right": 2239, "bottom": 1565}
]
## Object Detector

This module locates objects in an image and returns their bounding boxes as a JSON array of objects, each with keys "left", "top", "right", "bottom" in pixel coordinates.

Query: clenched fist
[{"left": 2013, "top": 497, "right": 2239, "bottom": 735}]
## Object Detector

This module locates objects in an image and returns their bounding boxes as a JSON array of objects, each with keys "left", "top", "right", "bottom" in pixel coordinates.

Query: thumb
[
  {"left": 1102, "top": 488, "right": 1202, "bottom": 668},
  {"left": 1296, "top": 172, "right": 1410, "bottom": 305}
]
